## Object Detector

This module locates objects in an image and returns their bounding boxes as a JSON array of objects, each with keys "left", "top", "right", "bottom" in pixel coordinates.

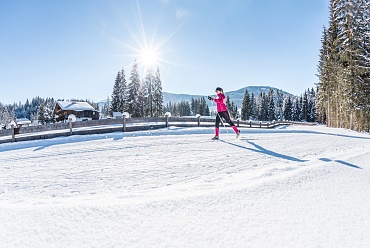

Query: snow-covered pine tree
[
  {"left": 302, "top": 91, "right": 309, "bottom": 121},
  {"left": 44, "top": 97, "right": 55, "bottom": 123},
  {"left": 292, "top": 97, "right": 301, "bottom": 121},
  {"left": 120, "top": 68, "right": 129, "bottom": 113},
  {"left": 250, "top": 93, "right": 258, "bottom": 120},
  {"left": 172, "top": 102, "right": 179, "bottom": 116},
  {"left": 24, "top": 99, "right": 32, "bottom": 121},
  {"left": 38, "top": 101, "right": 46, "bottom": 125},
  {"left": 283, "top": 96, "right": 293, "bottom": 121},
  {"left": 352, "top": 0, "right": 370, "bottom": 130},
  {"left": 153, "top": 68, "right": 163, "bottom": 117},
  {"left": 110, "top": 71, "right": 121, "bottom": 116},
  {"left": 181, "top": 101, "right": 192, "bottom": 116},
  {"left": 225, "top": 95, "right": 238, "bottom": 119},
  {"left": 316, "top": 26, "right": 329, "bottom": 124},
  {"left": 191, "top": 98, "right": 199, "bottom": 115},
  {"left": 276, "top": 89, "right": 284, "bottom": 121},
  {"left": 256, "top": 92, "right": 266, "bottom": 121},
  {"left": 110, "top": 69, "right": 128, "bottom": 116},
  {"left": 267, "top": 88, "right": 276, "bottom": 121},
  {"left": 138, "top": 78, "right": 147, "bottom": 117},
  {"left": 143, "top": 69, "right": 155, "bottom": 117},
  {"left": 317, "top": 0, "right": 370, "bottom": 131},
  {"left": 200, "top": 97, "right": 210, "bottom": 116},
  {"left": 241, "top": 88, "right": 251, "bottom": 121},
  {"left": 128, "top": 60, "right": 141, "bottom": 117},
  {"left": 205, "top": 102, "right": 210, "bottom": 116}
]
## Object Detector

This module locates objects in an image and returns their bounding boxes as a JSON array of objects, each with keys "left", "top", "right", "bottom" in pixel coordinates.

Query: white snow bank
[{"left": 0, "top": 125, "right": 370, "bottom": 247}]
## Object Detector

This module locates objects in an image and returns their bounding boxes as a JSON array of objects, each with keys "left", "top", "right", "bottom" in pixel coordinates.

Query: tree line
[
  {"left": 0, "top": 86, "right": 317, "bottom": 129},
  {"left": 317, "top": 0, "right": 370, "bottom": 132},
  {"left": 164, "top": 97, "right": 211, "bottom": 117},
  {"left": 0, "top": 97, "right": 99, "bottom": 128},
  {"left": 240, "top": 88, "right": 317, "bottom": 122}
]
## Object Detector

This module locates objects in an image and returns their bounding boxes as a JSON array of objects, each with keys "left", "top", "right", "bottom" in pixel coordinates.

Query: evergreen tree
[
  {"left": 226, "top": 95, "right": 238, "bottom": 119},
  {"left": 283, "top": 96, "right": 293, "bottom": 121},
  {"left": 317, "top": 0, "right": 370, "bottom": 131},
  {"left": 153, "top": 68, "right": 163, "bottom": 117},
  {"left": 250, "top": 93, "right": 258, "bottom": 120},
  {"left": 143, "top": 69, "right": 155, "bottom": 117},
  {"left": 110, "top": 71, "right": 122, "bottom": 116},
  {"left": 200, "top": 97, "right": 210, "bottom": 116},
  {"left": 302, "top": 91, "right": 309, "bottom": 121},
  {"left": 38, "top": 102, "right": 46, "bottom": 125},
  {"left": 127, "top": 60, "right": 141, "bottom": 117},
  {"left": 182, "top": 101, "right": 192, "bottom": 116},
  {"left": 276, "top": 90, "right": 284, "bottom": 121},
  {"left": 120, "top": 68, "right": 129, "bottom": 113},
  {"left": 110, "top": 69, "right": 128, "bottom": 116},
  {"left": 267, "top": 88, "right": 276, "bottom": 121},
  {"left": 138, "top": 79, "right": 147, "bottom": 117},
  {"left": 191, "top": 98, "right": 199, "bottom": 115},
  {"left": 241, "top": 88, "right": 251, "bottom": 121},
  {"left": 293, "top": 97, "right": 301, "bottom": 121},
  {"left": 1, "top": 106, "right": 10, "bottom": 128}
]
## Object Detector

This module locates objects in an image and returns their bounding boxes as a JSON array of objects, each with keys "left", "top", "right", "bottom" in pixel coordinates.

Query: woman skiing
[{"left": 208, "top": 87, "right": 240, "bottom": 140}]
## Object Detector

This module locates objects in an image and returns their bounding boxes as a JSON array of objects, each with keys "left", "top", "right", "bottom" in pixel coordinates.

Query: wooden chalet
[{"left": 53, "top": 101, "right": 99, "bottom": 122}]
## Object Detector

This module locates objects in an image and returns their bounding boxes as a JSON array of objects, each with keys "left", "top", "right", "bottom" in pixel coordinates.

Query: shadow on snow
[
  {"left": 219, "top": 140, "right": 308, "bottom": 163},
  {"left": 319, "top": 158, "right": 362, "bottom": 169}
]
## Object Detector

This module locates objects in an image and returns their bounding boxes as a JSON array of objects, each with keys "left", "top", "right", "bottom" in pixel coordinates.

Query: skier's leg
[
  {"left": 214, "top": 113, "right": 221, "bottom": 138},
  {"left": 221, "top": 111, "right": 239, "bottom": 134}
]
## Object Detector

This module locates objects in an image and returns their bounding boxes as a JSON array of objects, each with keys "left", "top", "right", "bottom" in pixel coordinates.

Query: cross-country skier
[{"left": 208, "top": 87, "right": 240, "bottom": 140}]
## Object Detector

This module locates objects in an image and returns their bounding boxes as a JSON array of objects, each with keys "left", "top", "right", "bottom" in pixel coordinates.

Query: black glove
[{"left": 208, "top": 96, "right": 213, "bottom": 101}]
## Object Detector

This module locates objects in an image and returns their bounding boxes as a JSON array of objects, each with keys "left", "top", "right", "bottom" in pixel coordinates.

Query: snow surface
[{"left": 1, "top": 125, "right": 370, "bottom": 247}]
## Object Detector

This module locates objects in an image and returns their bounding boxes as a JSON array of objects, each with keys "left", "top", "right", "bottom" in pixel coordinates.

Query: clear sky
[{"left": 0, "top": 0, "right": 329, "bottom": 104}]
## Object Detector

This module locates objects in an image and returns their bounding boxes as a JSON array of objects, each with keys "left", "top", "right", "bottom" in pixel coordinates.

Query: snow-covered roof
[
  {"left": 16, "top": 118, "right": 31, "bottom": 125},
  {"left": 56, "top": 101, "right": 95, "bottom": 111}
]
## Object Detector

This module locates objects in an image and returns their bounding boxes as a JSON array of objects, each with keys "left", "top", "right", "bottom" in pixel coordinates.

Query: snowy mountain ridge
[{"left": 98, "top": 86, "right": 294, "bottom": 108}]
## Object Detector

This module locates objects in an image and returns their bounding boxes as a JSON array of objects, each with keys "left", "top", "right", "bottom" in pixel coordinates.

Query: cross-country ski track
[{"left": 1, "top": 125, "right": 370, "bottom": 248}]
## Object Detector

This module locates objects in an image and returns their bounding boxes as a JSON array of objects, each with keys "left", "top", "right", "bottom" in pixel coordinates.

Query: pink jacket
[{"left": 214, "top": 93, "right": 228, "bottom": 112}]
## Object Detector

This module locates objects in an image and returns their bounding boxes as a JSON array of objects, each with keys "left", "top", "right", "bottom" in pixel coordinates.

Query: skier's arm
[{"left": 213, "top": 94, "right": 225, "bottom": 103}]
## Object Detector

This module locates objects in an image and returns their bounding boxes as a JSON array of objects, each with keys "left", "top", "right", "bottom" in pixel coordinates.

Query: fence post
[
  {"left": 197, "top": 115, "right": 201, "bottom": 127},
  {"left": 123, "top": 115, "right": 127, "bottom": 132},
  {"left": 11, "top": 124, "right": 15, "bottom": 142},
  {"left": 267, "top": 122, "right": 270, "bottom": 128},
  {"left": 249, "top": 121, "right": 252, "bottom": 128},
  {"left": 69, "top": 118, "right": 73, "bottom": 136},
  {"left": 166, "top": 115, "right": 169, "bottom": 127},
  {"left": 259, "top": 121, "right": 262, "bottom": 128},
  {"left": 237, "top": 119, "right": 240, "bottom": 127}
]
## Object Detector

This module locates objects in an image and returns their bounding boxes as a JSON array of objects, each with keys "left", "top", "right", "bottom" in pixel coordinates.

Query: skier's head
[{"left": 215, "top": 87, "right": 223, "bottom": 94}]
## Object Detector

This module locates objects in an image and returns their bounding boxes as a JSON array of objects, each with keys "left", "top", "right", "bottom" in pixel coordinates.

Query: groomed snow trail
[{"left": 1, "top": 125, "right": 370, "bottom": 247}]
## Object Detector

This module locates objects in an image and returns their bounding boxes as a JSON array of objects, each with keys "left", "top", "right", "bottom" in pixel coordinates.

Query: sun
[{"left": 138, "top": 47, "right": 159, "bottom": 69}]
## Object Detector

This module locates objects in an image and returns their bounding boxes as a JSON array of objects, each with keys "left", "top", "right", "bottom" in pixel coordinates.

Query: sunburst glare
[{"left": 138, "top": 46, "right": 159, "bottom": 70}]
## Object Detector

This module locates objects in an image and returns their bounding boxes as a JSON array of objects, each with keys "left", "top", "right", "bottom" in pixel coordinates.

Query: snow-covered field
[{"left": 1, "top": 125, "right": 370, "bottom": 248}]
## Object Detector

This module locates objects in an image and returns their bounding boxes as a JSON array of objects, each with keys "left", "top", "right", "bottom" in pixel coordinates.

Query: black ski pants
[{"left": 216, "top": 111, "right": 235, "bottom": 128}]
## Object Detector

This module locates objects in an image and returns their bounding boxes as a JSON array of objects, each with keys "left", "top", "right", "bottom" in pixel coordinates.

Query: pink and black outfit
[{"left": 213, "top": 93, "right": 239, "bottom": 137}]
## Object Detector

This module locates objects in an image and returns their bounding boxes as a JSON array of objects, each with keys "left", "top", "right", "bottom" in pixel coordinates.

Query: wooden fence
[{"left": 0, "top": 116, "right": 316, "bottom": 144}]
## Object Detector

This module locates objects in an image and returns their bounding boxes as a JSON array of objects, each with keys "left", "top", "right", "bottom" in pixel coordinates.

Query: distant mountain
[
  {"left": 162, "top": 92, "right": 205, "bottom": 104},
  {"left": 164, "top": 86, "right": 294, "bottom": 108}
]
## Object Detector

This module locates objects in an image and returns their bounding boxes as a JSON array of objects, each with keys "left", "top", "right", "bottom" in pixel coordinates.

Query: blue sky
[{"left": 0, "top": 0, "right": 329, "bottom": 104}]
